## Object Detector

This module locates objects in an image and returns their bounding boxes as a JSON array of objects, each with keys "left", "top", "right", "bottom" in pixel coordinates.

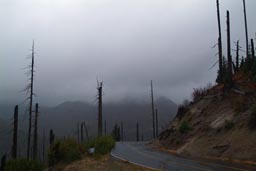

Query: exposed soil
[
  {"left": 51, "top": 155, "right": 154, "bottom": 171},
  {"left": 155, "top": 79, "right": 256, "bottom": 163}
]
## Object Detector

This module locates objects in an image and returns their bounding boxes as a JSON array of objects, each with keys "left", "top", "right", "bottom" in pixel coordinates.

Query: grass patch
[
  {"left": 179, "top": 120, "right": 191, "bottom": 134},
  {"left": 4, "top": 159, "right": 43, "bottom": 171},
  {"left": 54, "top": 155, "right": 154, "bottom": 171},
  {"left": 48, "top": 138, "right": 85, "bottom": 166},
  {"left": 224, "top": 120, "right": 234, "bottom": 129},
  {"left": 84, "top": 136, "right": 115, "bottom": 156}
]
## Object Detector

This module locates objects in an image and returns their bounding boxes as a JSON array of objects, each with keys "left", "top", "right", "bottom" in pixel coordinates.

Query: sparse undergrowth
[
  {"left": 224, "top": 120, "right": 234, "bottom": 129},
  {"left": 52, "top": 155, "right": 153, "bottom": 171},
  {"left": 84, "top": 136, "right": 115, "bottom": 156},
  {"left": 179, "top": 120, "right": 191, "bottom": 134},
  {"left": 48, "top": 136, "right": 115, "bottom": 167},
  {"left": 4, "top": 159, "right": 43, "bottom": 171}
]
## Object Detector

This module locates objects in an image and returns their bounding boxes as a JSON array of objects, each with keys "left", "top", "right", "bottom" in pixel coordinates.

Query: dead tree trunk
[
  {"left": 42, "top": 130, "right": 45, "bottom": 164},
  {"left": 216, "top": 0, "right": 223, "bottom": 83},
  {"left": 236, "top": 40, "right": 240, "bottom": 72},
  {"left": 80, "top": 123, "right": 84, "bottom": 142},
  {"left": 27, "top": 41, "right": 35, "bottom": 160},
  {"left": 77, "top": 122, "right": 80, "bottom": 143},
  {"left": 226, "top": 10, "right": 233, "bottom": 88},
  {"left": 150, "top": 80, "right": 155, "bottom": 139},
  {"left": 121, "top": 121, "right": 124, "bottom": 141},
  {"left": 155, "top": 109, "right": 158, "bottom": 137},
  {"left": 104, "top": 120, "right": 107, "bottom": 135},
  {"left": 243, "top": 0, "right": 249, "bottom": 57},
  {"left": 84, "top": 122, "right": 89, "bottom": 141},
  {"left": 12, "top": 105, "right": 18, "bottom": 159},
  {"left": 32, "top": 103, "right": 39, "bottom": 160},
  {"left": 136, "top": 122, "right": 139, "bottom": 142},
  {"left": 251, "top": 39, "right": 255, "bottom": 59},
  {"left": 0, "top": 154, "right": 7, "bottom": 171},
  {"left": 97, "top": 81, "right": 103, "bottom": 137},
  {"left": 49, "top": 129, "right": 54, "bottom": 145}
]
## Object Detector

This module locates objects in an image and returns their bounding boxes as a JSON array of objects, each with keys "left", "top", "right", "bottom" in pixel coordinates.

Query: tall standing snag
[
  {"left": 42, "top": 130, "right": 45, "bottom": 164},
  {"left": 155, "top": 109, "right": 159, "bottom": 137},
  {"left": 104, "top": 120, "right": 107, "bottom": 135},
  {"left": 251, "top": 39, "right": 255, "bottom": 59},
  {"left": 216, "top": 0, "right": 223, "bottom": 83},
  {"left": 84, "top": 122, "right": 89, "bottom": 141},
  {"left": 12, "top": 105, "right": 18, "bottom": 159},
  {"left": 49, "top": 129, "right": 54, "bottom": 145},
  {"left": 243, "top": 0, "right": 249, "bottom": 57},
  {"left": 150, "top": 80, "right": 155, "bottom": 139},
  {"left": 26, "top": 40, "right": 35, "bottom": 159},
  {"left": 121, "top": 121, "right": 124, "bottom": 141},
  {"left": 80, "top": 123, "right": 84, "bottom": 142},
  {"left": 226, "top": 11, "right": 233, "bottom": 88},
  {"left": 236, "top": 40, "right": 240, "bottom": 72},
  {"left": 32, "top": 103, "right": 39, "bottom": 160},
  {"left": 97, "top": 81, "right": 103, "bottom": 137}
]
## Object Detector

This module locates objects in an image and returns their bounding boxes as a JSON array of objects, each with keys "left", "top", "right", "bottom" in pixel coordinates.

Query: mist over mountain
[
  {"left": 40, "top": 96, "right": 178, "bottom": 140},
  {"left": 0, "top": 96, "right": 178, "bottom": 157}
]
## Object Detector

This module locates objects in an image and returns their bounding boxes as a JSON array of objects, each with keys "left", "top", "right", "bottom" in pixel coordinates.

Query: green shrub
[
  {"left": 179, "top": 121, "right": 191, "bottom": 134},
  {"left": 175, "top": 140, "right": 181, "bottom": 145},
  {"left": 48, "top": 138, "right": 84, "bottom": 166},
  {"left": 224, "top": 120, "right": 234, "bottom": 129},
  {"left": 4, "top": 159, "right": 43, "bottom": 171},
  {"left": 85, "top": 136, "right": 115, "bottom": 155}
]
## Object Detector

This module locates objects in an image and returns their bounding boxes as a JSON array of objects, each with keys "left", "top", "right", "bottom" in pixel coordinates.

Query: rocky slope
[{"left": 156, "top": 79, "right": 256, "bottom": 163}]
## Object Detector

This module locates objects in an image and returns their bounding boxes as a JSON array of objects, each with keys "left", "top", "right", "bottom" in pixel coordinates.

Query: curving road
[{"left": 111, "top": 142, "right": 256, "bottom": 171}]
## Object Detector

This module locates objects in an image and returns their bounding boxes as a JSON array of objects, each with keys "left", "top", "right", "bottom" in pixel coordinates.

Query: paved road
[{"left": 111, "top": 142, "right": 256, "bottom": 171}]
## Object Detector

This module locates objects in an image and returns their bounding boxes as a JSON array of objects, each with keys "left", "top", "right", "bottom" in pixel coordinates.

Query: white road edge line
[{"left": 110, "top": 152, "right": 160, "bottom": 171}]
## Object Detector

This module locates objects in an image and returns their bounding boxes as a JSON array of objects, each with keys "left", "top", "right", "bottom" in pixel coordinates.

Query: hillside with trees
[{"left": 154, "top": 0, "right": 256, "bottom": 163}]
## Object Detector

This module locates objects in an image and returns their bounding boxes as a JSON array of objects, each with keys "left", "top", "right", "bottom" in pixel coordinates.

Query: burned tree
[
  {"left": 226, "top": 11, "right": 233, "bottom": 88},
  {"left": 104, "top": 120, "right": 107, "bottom": 135},
  {"left": 0, "top": 154, "right": 7, "bottom": 171},
  {"left": 243, "top": 0, "right": 249, "bottom": 57},
  {"left": 12, "top": 105, "right": 18, "bottom": 159},
  {"left": 32, "top": 103, "right": 39, "bottom": 160},
  {"left": 25, "top": 41, "right": 36, "bottom": 159},
  {"left": 251, "top": 39, "right": 255, "bottom": 59},
  {"left": 235, "top": 40, "right": 240, "bottom": 72},
  {"left": 77, "top": 122, "right": 80, "bottom": 143},
  {"left": 150, "top": 80, "right": 156, "bottom": 139},
  {"left": 121, "top": 121, "right": 124, "bottom": 141},
  {"left": 97, "top": 81, "right": 103, "bottom": 137},
  {"left": 84, "top": 122, "right": 89, "bottom": 141},
  {"left": 216, "top": 0, "right": 223, "bottom": 83},
  {"left": 49, "top": 129, "right": 54, "bottom": 145},
  {"left": 80, "top": 123, "right": 84, "bottom": 142},
  {"left": 155, "top": 109, "right": 159, "bottom": 137},
  {"left": 42, "top": 130, "right": 46, "bottom": 164},
  {"left": 111, "top": 124, "right": 120, "bottom": 141}
]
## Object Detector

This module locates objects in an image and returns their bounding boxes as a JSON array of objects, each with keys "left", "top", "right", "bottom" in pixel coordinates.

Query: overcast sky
[{"left": 1, "top": 0, "right": 256, "bottom": 106}]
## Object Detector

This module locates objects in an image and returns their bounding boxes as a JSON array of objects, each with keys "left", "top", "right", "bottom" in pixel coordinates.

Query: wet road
[{"left": 111, "top": 142, "right": 256, "bottom": 171}]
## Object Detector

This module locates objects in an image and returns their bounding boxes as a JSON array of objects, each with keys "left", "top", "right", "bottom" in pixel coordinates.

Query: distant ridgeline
[{"left": 0, "top": 97, "right": 178, "bottom": 158}]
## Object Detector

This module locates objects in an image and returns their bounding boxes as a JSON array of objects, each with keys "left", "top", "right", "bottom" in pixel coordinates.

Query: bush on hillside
[
  {"left": 224, "top": 120, "right": 234, "bottom": 129},
  {"left": 4, "top": 159, "right": 43, "bottom": 171},
  {"left": 179, "top": 120, "right": 191, "bottom": 134},
  {"left": 85, "top": 136, "right": 115, "bottom": 155},
  {"left": 48, "top": 138, "right": 84, "bottom": 166},
  {"left": 192, "top": 83, "right": 212, "bottom": 102}
]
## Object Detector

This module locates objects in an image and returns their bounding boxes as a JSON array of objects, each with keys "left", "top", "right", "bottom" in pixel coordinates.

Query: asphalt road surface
[{"left": 111, "top": 142, "right": 256, "bottom": 171}]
